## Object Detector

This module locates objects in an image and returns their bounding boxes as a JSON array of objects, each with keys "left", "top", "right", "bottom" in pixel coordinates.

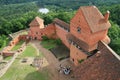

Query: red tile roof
[
  {"left": 73, "top": 41, "right": 120, "bottom": 80},
  {"left": 29, "top": 16, "right": 43, "bottom": 26},
  {"left": 80, "top": 6, "right": 111, "bottom": 33}
]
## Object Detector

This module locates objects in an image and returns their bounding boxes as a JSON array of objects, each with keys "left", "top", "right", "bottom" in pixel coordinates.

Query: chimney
[{"left": 104, "top": 11, "right": 110, "bottom": 22}]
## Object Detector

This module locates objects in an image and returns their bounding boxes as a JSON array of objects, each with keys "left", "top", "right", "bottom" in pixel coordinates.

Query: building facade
[{"left": 28, "top": 6, "right": 111, "bottom": 65}]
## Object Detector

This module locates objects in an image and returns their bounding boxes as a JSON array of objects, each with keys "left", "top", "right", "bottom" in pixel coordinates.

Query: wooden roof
[
  {"left": 53, "top": 18, "right": 70, "bottom": 30},
  {"left": 66, "top": 33, "right": 89, "bottom": 51},
  {"left": 80, "top": 6, "right": 111, "bottom": 33},
  {"left": 29, "top": 16, "right": 43, "bottom": 26},
  {"left": 73, "top": 41, "right": 120, "bottom": 80}
]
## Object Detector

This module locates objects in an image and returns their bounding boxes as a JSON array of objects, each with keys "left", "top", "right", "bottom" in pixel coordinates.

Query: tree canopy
[{"left": 0, "top": 1, "right": 120, "bottom": 55}]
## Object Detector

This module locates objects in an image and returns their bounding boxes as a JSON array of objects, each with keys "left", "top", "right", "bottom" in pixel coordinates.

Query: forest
[{"left": 0, "top": 0, "right": 120, "bottom": 55}]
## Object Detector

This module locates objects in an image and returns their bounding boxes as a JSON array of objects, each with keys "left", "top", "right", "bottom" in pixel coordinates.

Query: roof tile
[
  {"left": 73, "top": 41, "right": 120, "bottom": 80},
  {"left": 80, "top": 6, "right": 111, "bottom": 33},
  {"left": 29, "top": 16, "right": 43, "bottom": 26}
]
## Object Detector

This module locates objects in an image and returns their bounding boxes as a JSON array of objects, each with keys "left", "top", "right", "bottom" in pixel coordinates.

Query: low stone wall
[
  {"left": 19, "top": 35, "right": 28, "bottom": 41},
  {"left": 1, "top": 34, "right": 27, "bottom": 57},
  {"left": 3, "top": 36, "right": 20, "bottom": 53},
  {"left": 9, "top": 29, "right": 29, "bottom": 39},
  {"left": 0, "top": 42, "right": 26, "bottom": 78},
  {"left": 3, "top": 52, "right": 15, "bottom": 57}
]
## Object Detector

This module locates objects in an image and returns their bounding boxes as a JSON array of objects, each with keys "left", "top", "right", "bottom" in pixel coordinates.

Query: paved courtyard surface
[{"left": 31, "top": 40, "right": 76, "bottom": 80}]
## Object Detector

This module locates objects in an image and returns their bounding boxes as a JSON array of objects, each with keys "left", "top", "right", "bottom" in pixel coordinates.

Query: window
[
  {"left": 72, "top": 58, "right": 74, "bottom": 62},
  {"left": 36, "top": 32, "right": 38, "bottom": 34},
  {"left": 77, "top": 27, "right": 81, "bottom": 33}
]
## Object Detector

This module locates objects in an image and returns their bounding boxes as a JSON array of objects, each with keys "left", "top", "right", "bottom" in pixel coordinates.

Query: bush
[
  {"left": 78, "top": 59, "right": 84, "bottom": 63},
  {"left": 55, "top": 39, "right": 62, "bottom": 45},
  {"left": 42, "top": 36, "right": 49, "bottom": 41}
]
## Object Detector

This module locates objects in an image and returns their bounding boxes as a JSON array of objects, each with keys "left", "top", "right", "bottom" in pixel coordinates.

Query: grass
[
  {"left": 41, "top": 39, "right": 57, "bottom": 49},
  {"left": 21, "top": 44, "right": 37, "bottom": 57},
  {"left": 0, "top": 46, "right": 4, "bottom": 51},
  {"left": 11, "top": 40, "right": 24, "bottom": 51},
  {"left": 0, "top": 59, "right": 49, "bottom": 80},
  {"left": 0, "top": 43, "right": 49, "bottom": 80},
  {"left": 37, "top": 52, "right": 44, "bottom": 58},
  {"left": 21, "top": 31, "right": 28, "bottom": 35},
  {"left": 4, "top": 56, "right": 13, "bottom": 61}
]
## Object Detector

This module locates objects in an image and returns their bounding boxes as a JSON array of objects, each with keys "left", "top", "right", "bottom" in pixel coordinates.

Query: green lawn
[
  {"left": 0, "top": 46, "right": 4, "bottom": 51},
  {"left": 11, "top": 40, "right": 24, "bottom": 51},
  {"left": 41, "top": 39, "right": 57, "bottom": 49},
  {"left": 21, "top": 44, "right": 37, "bottom": 57},
  {"left": 0, "top": 59, "right": 48, "bottom": 80},
  {"left": 4, "top": 56, "right": 13, "bottom": 61},
  {"left": 0, "top": 43, "right": 49, "bottom": 80}
]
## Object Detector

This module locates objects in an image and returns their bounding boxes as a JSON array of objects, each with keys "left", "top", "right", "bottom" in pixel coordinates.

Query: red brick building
[
  {"left": 28, "top": 16, "right": 45, "bottom": 40},
  {"left": 73, "top": 41, "right": 120, "bottom": 80},
  {"left": 28, "top": 6, "right": 111, "bottom": 65}
]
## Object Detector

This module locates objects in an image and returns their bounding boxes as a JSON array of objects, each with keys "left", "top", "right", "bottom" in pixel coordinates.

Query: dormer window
[{"left": 77, "top": 27, "right": 81, "bottom": 33}]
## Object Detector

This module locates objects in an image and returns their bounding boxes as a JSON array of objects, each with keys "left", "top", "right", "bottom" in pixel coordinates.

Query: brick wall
[
  {"left": 70, "top": 9, "right": 109, "bottom": 51},
  {"left": 70, "top": 9, "right": 91, "bottom": 44},
  {"left": 43, "top": 23, "right": 58, "bottom": 39},
  {"left": 28, "top": 23, "right": 58, "bottom": 40},
  {"left": 2, "top": 36, "right": 21, "bottom": 57},
  {"left": 19, "top": 35, "right": 27, "bottom": 41},
  {"left": 28, "top": 26, "right": 42, "bottom": 40},
  {"left": 3, "top": 52, "right": 14, "bottom": 57},
  {"left": 70, "top": 44, "right": 88, "bottom": 66},
  {"left": 55, "top": 24, "right": 70, "bottom": 48},
  {"left": 3, "top": 36, "right": 20, "bottom": 52}
]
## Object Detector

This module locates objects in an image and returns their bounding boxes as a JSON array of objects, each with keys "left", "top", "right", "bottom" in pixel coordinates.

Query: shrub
[
  {"left": 78, "top": 59, "right": 84, "bottom": 63},
  {"left": 42, "top": 36, "right": 49, "bottom": 41},
  {"left": 55, "top": 39, "right": 62, "bottom": 45}
]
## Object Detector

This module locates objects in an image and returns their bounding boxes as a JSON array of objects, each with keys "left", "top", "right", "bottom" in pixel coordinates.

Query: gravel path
[{"left": 31, "top": 40, "right": 76, "bottom": 80}]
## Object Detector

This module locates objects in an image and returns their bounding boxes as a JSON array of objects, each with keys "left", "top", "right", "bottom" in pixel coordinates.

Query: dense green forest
[
  {"left": 0, "top": 0, "right": 120, "bottom": 9},
  {"left": 37, "top": 0, "right": 120, "bottom": 9},
  {"left": 0, "top": 0, "right": 120, "bottom": 55}
]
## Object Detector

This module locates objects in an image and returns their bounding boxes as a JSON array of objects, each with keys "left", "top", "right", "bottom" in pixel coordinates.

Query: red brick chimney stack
[{"left": 104, "top": 11, "right": 110, "bottom": 22}]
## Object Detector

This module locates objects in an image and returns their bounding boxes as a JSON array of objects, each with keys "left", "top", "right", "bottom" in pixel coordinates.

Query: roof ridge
[
  {"left": 100, "top": 41, "right": 120, "bottom": 61},
  {"left": 80, "top": 6, "right": 110, "bottom": 33},
  {"left": 29, "top": 16, "right": 43, "bottom": 26}
]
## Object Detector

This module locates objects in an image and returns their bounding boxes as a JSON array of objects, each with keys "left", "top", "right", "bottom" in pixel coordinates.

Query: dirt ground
[
  {"left": 31, "top": 40, "right": 76, "bottom": 80},
  {"left": 50, "top": 44, "right": 70, "bottom": 61}
]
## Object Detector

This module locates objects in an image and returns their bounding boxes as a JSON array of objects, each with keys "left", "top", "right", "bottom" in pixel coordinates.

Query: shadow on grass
[{"left": 24, "top": 71, "right": 49, "bottom": 80}]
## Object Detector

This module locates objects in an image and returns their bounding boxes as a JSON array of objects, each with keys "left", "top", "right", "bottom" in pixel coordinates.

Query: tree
[
  {"left": 108, "top": 21, "right": 120, "bottom": 41},
  {"left": 108, "top": 21, "right": 120, "bottom": 55}
]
